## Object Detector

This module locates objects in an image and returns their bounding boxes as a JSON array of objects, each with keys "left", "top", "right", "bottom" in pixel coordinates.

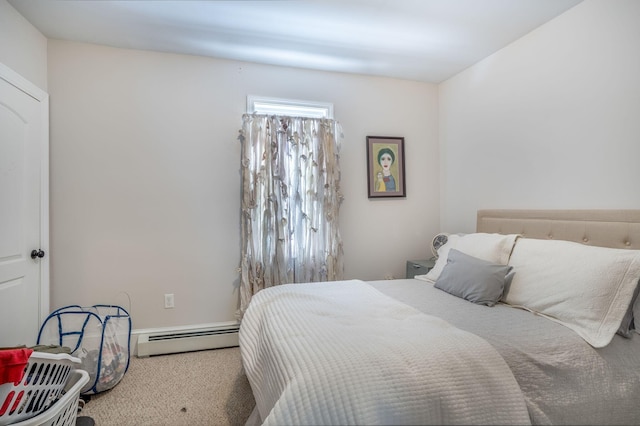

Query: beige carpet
[{"left": 80, "top": 347, "right": 255, "bottom": 426}]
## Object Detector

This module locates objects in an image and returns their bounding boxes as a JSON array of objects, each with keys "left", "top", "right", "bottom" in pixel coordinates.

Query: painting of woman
[
  {"left": 366, "top": 136, "right": 405, "bottom": 198},
  {"left": 377, "top": 147, "right": 396, "bottom": 192}
]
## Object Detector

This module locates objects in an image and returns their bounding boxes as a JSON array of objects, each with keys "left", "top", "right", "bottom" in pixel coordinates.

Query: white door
[{"left": 0, "top": 63, "right": 49, "bottom": 347}]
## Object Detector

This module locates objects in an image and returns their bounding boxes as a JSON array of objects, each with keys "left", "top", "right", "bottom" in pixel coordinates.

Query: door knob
[{"left": 31, "top": 249, "right": 45, "bottom": 259}]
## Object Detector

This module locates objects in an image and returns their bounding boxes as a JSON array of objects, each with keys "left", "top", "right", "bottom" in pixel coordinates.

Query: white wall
[
  {"left": 47, "top": 40, "right": 439, "bottom": 329},
  {"left": 0, "top": 0, "right": 47, "bottom": 90},
  {"left": 439, "top": 0, "right": 640, "bottom": 233}
]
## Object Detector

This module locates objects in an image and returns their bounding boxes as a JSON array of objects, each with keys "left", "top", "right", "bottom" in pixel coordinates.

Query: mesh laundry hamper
[{"left": 37, "top": 305, "right": 131, "bottom": 395}]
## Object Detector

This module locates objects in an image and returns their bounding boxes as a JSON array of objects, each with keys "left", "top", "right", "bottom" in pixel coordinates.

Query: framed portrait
[{"left": 366, "top": 136, "right": 406, "bottom": 198}]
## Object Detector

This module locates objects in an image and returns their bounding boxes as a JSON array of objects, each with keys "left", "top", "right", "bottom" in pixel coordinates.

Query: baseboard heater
[{"left": 136, "top": 321, "right": 240, "bottom": 357}]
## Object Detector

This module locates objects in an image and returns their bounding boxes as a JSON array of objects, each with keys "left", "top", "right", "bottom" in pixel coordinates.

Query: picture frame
[{"left": 366, "top": 136, "right": 406, "bottom": 198}]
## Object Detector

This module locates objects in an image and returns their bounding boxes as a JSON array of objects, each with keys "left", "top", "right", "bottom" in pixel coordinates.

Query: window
[
  {"left": 246, "top": 95, "right": 333, "bottom": 119},
  {"left": 238, "top": 99, "right": 343, "bottom": 313}
]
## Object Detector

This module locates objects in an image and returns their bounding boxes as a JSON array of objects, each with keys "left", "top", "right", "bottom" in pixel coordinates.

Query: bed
[{"left": 239, "top": 209, "right": 640, "bottom": 425}]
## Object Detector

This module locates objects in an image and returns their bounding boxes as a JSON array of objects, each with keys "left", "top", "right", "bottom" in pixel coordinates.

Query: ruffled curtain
[{"left": 238, "top": 114, "right": 344, "bottom": 315}]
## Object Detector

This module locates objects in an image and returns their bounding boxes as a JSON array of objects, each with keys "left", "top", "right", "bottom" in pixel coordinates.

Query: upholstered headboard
[{"left": 477, "top": 209, "right": 640, "bottom": 250}]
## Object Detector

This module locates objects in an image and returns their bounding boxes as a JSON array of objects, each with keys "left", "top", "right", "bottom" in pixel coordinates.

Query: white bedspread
[{"left": 240, "top": 280, "right": 531, "bottom": 425}]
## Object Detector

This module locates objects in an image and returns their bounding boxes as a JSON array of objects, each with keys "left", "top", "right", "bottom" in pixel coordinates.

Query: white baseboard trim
[{"left": 133, "top": 321, "right": 240, "bottom": 358}]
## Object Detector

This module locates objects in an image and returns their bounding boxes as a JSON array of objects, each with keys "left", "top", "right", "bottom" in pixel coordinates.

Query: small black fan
[{"left": 431, "top": 233, "right": 449, "bottom": 258}]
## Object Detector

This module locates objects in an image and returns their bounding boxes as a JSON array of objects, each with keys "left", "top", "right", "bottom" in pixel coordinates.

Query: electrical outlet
[{"left": 164, "top": 293, "right": 175, "bottom": 309}]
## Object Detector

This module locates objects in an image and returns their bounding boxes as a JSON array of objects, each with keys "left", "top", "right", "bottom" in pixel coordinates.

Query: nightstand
[{"left": 406, "top": 258, "right": 436, "bottom": 278}]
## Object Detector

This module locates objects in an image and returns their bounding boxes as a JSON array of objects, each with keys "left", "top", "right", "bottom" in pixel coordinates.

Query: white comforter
[{"left": 240, "top": 280, "right": 531, "bottom": 425}]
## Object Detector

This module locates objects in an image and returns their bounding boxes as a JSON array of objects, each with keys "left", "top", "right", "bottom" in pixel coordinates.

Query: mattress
[{"left": 240, "top": 278, "right": 640, "bottom": 425}]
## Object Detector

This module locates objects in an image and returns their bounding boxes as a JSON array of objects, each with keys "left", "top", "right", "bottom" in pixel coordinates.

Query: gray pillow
[
  {"left": 621, "top": 279, "right": 640, "bottom": 337},
  {"left": 617, "top": 302, "right": 635, "bottom": 337},
  {"left": 434, "top": 249, "right": 513, "bottom": 307}
]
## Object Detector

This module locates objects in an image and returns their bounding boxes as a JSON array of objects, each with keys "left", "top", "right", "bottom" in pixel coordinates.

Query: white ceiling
[{"left": 10, "top": 0, "right": 582, "bottom": 83}]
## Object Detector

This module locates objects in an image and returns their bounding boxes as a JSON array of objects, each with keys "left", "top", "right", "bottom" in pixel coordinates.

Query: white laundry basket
[
  {"left": 11, "top": 370, "right": 89, "bottom": 426},
  {"left": 0, "top": 352, "right": 81, "bottom": 426}
]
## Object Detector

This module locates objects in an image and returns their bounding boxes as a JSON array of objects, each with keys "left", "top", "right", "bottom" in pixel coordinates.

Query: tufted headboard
[{"left": 477, "top": 209, "right": 640, "bottom": 250}]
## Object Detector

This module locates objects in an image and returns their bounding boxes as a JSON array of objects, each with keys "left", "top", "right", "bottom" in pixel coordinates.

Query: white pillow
[
  {"left": 505, "top": 238, "right": 640, "bottom": 348},
  {"left": 421, "top": 233, "right": 520, "bottom": 282}
]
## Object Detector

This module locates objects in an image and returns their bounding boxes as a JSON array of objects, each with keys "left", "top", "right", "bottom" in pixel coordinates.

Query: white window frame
[{"left": 247, "top": 95, "right": 333, "bottom": 119}]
